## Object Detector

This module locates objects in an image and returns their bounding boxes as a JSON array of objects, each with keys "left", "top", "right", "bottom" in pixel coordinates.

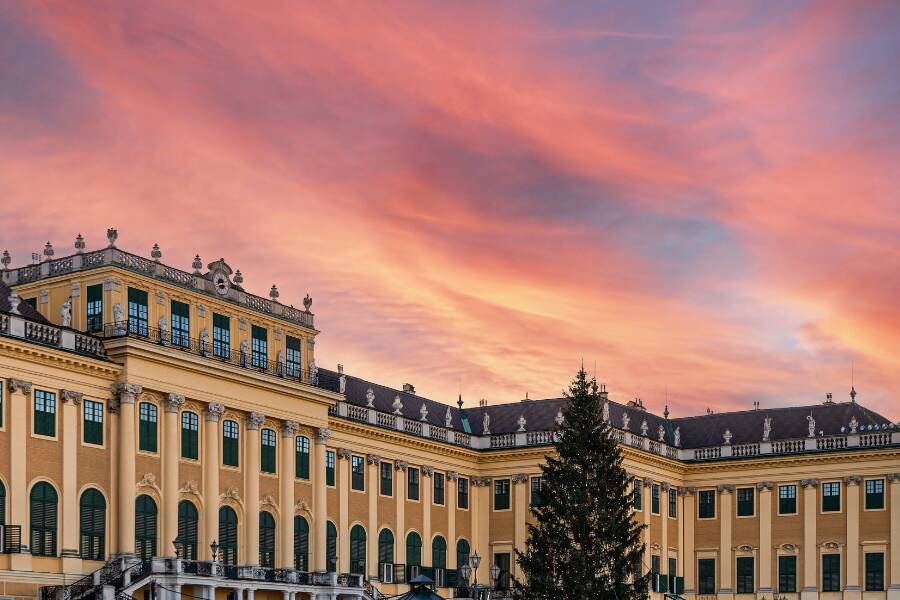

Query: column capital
[
  {"left": 112, "top": 383, "right": 142, "bottom": 403},
  {"left": 422, "top": 465, "right": 434, "bottom": 477},
  {"left": 643, "top": 477, "right": 654, "bottom": 486},
  {"left": 60, "top": 389, "right": 83, "bottom": 405},
  {"left": 678, "top": 486, "right": 695, "bottom": 496},
  {"left": 885, "top": 473, "right": 900, "bottom": 483},
  {"left": 471, "top": 476, "right": 492, "bottom": 487},
  {"left": 511, "top": 473, "right": 529, "bottom": 484},
  {"left": 800, "top": 479, "right": 819, "bottom": 488},
  {"left": 164, "top": 393, "right": 186, "bottom": 413},
  {"left": 282, "top": 420, "right": 300, "bottom": 437},
  {"left": 8, "top": 378, "right": 33, "bottom": 396},
  {"left": 394, "top": 460, "right": 408, "bottom": 471},
  {"left": 205, "top": 402, "right": 225, "bottom": 421},
  {"left": 315, "top": 427, "right": 332, "bottom": 444},
  {"left": 717, "top": 484, "right": 733, "bottom": 494},
  {"left": 337, "top": 448, "right": 351, "bottom": 460},
  {"left": 842, "top": 475, "right": 862, "bottom": 486},
  {"left": 246, "top": 411, "right": 265, "bottom": 430},
  {"left": 661, "top": 482, "right": 672, "bottom": 493},
  {"left": 756, "top": 481, "right": 773, "bottom": 491},
  {"left": 366, "top": 454, "right": 381, "bottom": 465},
  {"left": 447, "top": 471, "right": 459, "bottom": 481}
]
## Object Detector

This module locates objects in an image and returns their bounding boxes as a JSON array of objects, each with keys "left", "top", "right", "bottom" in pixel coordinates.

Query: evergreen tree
[{"left": 514, "top": 368, "right": 648, "bottom": 600}]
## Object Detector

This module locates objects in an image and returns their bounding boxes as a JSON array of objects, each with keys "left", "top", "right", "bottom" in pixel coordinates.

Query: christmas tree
[{"left": 514, "top": 368, "right": 648, "bottom": 600}]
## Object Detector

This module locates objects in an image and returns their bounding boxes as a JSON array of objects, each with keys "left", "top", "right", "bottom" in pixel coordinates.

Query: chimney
[
  {"left": 824, "top": 392, "right": 833, "bottom": 405},
  {"left": 599, "top": 383, "right": 608, "bottom": 401},
  {"left": 521, "top": 392, "right": 530, "bottom": 402},
  {"left": 402, "top": 383, "right": 415, "bottom": 394}
]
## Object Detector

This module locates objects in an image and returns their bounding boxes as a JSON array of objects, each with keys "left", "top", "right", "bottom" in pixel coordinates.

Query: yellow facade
[{"left": 0, "top": 236, "right": 898, "bottom": 600}]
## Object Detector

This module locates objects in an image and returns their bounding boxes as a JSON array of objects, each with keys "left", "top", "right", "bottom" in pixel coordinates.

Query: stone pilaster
[
  {"left": 280, "top": 421, "right": 299, "bottom": 568},
  {"left": 113, "top": 383, "right": 142, "bottom": 556},
  {"left": 202, "top": 402, "right": 224, "bottom": 559},
  {"left": 245, "top": 411, "right": 265, "bottom": 565}
]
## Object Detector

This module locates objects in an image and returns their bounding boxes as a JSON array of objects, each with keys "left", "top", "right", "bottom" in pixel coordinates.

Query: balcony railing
[
  {"left": 101, "top": 321, "right": 334, "bottom": 392},
  {"left": 0, "top": 312, "right": 106, "bottom": 359}
]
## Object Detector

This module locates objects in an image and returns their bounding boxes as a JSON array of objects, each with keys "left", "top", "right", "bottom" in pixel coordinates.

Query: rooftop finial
[
  {"left": 192, "top": 254, "right": 203, "bottom": 274},
  {"left": 74, "top": 234, "right": 85, "bottom": 253},
  {"left": 850, "top": 386, "right": 857, "bottom": 403},
  {"left": 303, "top": 294, "right": 313, "bottom": 311},
  {"left": 151, "top": 243, "right": 162, "bottom": 262},
  {"left": 269, "top": 284, "right": 279, "bottom": 301},
  {"left": 457, "top": 394, "right": 463, "bottom": 409},
  {"left": 43, "top": 241, "right": 54, "bottom": 261},
  {"left": 106, "top": 227, "right": 118, "bottom": 248},
  {"left": 233, "top": 269, "right": 243, "bottom": 285},
  {"left": 663, "top": 404, "right": 669, "bottom": 420}
]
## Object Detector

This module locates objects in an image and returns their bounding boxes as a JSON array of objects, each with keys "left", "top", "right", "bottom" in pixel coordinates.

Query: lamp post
[
  {"left": 471, "top": 551, "right": 481, "bottom": 586},
  {"left": 490, "top": 563, "right": 501, "bottom": 590},
  {"left": 210, "top": 540, "right": 220, "bottom": 563}
]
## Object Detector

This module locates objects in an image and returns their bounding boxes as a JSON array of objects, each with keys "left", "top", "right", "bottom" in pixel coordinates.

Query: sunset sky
[{"left": 2, "top": 1, "right": 899, "bottom": 419}]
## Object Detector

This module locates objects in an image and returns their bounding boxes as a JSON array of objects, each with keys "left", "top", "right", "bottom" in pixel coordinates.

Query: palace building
[{"left": 0, "top": 230, "right": 897, "bottom": 600}]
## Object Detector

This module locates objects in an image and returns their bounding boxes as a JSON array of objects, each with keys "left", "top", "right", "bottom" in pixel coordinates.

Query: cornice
[{"left": 0, "top": 336, "right": 120, "bottom": 377}]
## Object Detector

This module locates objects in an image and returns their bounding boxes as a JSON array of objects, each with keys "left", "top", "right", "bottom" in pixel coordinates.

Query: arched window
[
  {"left": 259, "top": 511, "right": 276, "bottom": 567},
  {"left": 378, "top": 529, "right": 394, "bottom": 566},
  {"left": 135, "top": 495, "right": 158, "bottom": 559},
  {"left": 432, "top": 536, "right": 447, "bottom": 587},
  {"left": 406, "top": 532, "right": 422, "bottom": 566},
  {"left": 30, "top": 483, "right": 58, "bottom": 556},
  {"left": 349, "top": 525, "right": 366, "bottom": 575},
  {"left": 0, "top": 480, "right": 6, "bottom": 526},
  {"left": 79, "top": 489, "right": 106, "bottom": 560},
  {"left": 177, "top": 500, "right": 199, "bottom": 560},
  {"left": 326, "top": 521, "right": 338, "bottom": 572},
  {"left": 456, "top": 539, "right": 471, "bottom": 574},
  {"left": 294, "top": 516, "right": 309, "bottom": 571},
  {"left": 218, "top": 506, "right": 238, "bottom": 565}
]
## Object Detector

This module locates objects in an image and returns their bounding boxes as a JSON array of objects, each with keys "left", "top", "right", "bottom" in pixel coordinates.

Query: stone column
[
  {"left": 395, "top": 461, "right": 408, "bottom": 567},
  {"left": 280, "top": 421, "right": 299, "bottom": 568},
  {"left": 447, "top": 472, "right": 459, "bottom": 572},
  {"left": 512, "top": 474, "right": 528, "bottom": 581},
  {"left": 366, "top": 455, "right": 380, "bottom": 579},
  {"left": 313, "top": 428, "right": 331, "bottom": 571},
  {"left": 758, "top": 482, "right": 774, "bottom": 598},
  {"left": 844, "top": 476, "right": 862, "bottom": 600},
  {"left": 245, "top": 411, "right": 265, "bottom": 565},
  {"left": 8, "top": 379, "right": 32, "bottom": 569},
  {"left": 423, "top": 466, "right": 433, "bottom": 569},
  {"left": 682, "top": 488, "right": 696, "bottom": 596},
  {"left": 661, "top": 483, "right": 670, "bottom": 587},
  {"left": 60, "top": 390, "right": 83, "bottom": 565},
  {"left": 203, "top": 403, "right": 225, "bottom": 559},
  {"left": 474, "top": 478, "right": 490, "bottom": 566},
  {"left": 114, "top": 383, "right": 142, "bottom": 556},
  {"left": 338, "top": 448, "right": 351, "bottom": 573},
  {"left": 163, "top": 393, "right": 186, "bottom": 557},
  {"left": 889, "top": 473, "right": 900, "bottom": 600},
  {"left": 718, "top": 485, "right": 734, "bottom": 599},
  {"left": 643, "top": 478, "right": 652, "bottom": 577},
  {"left": 801, "top": 479, "right": 819, "bottom": 600}
]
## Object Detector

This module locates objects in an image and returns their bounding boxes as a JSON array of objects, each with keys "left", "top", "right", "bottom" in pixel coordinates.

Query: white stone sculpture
[
  {"left": 392, "top": 396, "right": 403, "bottom": 415},
  {"left": 339, "top": 372, "right": 346, "bottom": 395},
  {"left": 640, "top": 419, "right": 648, "bottom": 437},
  {"left": 199, "top": 328, "right": 209, "bottom": 355},
  {"left": 420, "top": 403, "right": 428, "bottom": 422},
  {"left": 366, "top": 388, "right": 375, "bottom": 408},
  {"left": 622, "top": 411, "right": 630, "bottom": 431},
  {"left": 658, "top": 424, "right": 665, "bottom": 442},
  {"left": 483, "top": 413, "right": 491, "bottom": 435},
  {"left": 849, "top": 416, "right": 858, "bottom": 434},
  {"left": 674, "top": 427, "right": 681, "bottom": 447},
  {"left": 763, "top": 416, "right": 772, "bottom": 442},
  {"left": 807, "top": 414, "right": 816, "bottom": 437},
  {"left": 445, "top": 407, "right": 453, "bottom": 429},
  {"left": 60, "top": 297, "right": 72, "bottom": 327},
  {"left": 723, "top": 429, "right": 733, "bottom": 445},
  {"left": 602, "top": 400, "right": 610, "bottom": 423},
  {"left": 517, "top": 415, "right": 527, "bottom": 432}
]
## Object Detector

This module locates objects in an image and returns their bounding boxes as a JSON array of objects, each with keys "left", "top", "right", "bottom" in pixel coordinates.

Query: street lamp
[
  {"left": 490, "top": 563, "right": 501, "bottom": 589},
  {"left": 460, "top": 563, "right": 471, "bottom": 582},
  {"left": 210, "top": 540, "right": 220, "bottom": 562},
  {"left": 471, "top": 551, "right": 482, "bottom": 585},
  {"left": 173, "top": 536, "right": 184, "bottom": 559}
]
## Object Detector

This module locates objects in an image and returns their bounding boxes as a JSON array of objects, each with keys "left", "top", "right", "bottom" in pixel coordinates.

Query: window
[
  {"left": 177, "top": 500, "right": 198, "bottom": 560},
  {"left": 34, "top": 389, "right": 56, "bottom": 437},
  {"left": 779, "top": 485, "right": 797, "bottom": 514},
  {"left": 295, "top": 435, "right": 310, "bottom": 479},
  {"left": 408, "top": 467, "right": 420, "bottom": 501},
  {"left": 822, "top": 554, "right": 840, "bottom": 592},
  {"left": 212, "top": 313, "right": 230, "bottom": 359},
  {"left": 139, "top": 402, "right": 158, "bottom": 452},
  {"left": 652, "top": 555, "right": 661, "bottom": 588},
  {"left": 633, "top": 479, "right": 643, "bottom": 510},
  {"left": 434, "top": 472, "right": 445, "bottom": 505},
  {"left": 86, "top": 284, "right": 103, "bottom": 333},
  {"left": 380, "top": 462, "right": 393, "bottom": 496},
  {"left": 698, "top": 559, "right": 716, "bottom": 594},
  {"left": 326, "top": 521, "right": 338, "bottom": 572},
  {"left": 30, "top": 482, "right": 58, "bottom": 557},
  {"left": 737, "top": 487, "right": 754, "bottom": 517},
  {"left": 171, "top": 300, "right": 190, "bottom": 348},
  {"left": 127, "top": 288, "right": 148, "bottom": 335},
  {"left": 286, "top": 335, "right": 302, "bottom": 378},
  {"left": 0, "top": 383, "right": 3, "bottom": 429},
  {"left": 82, "top": 399, "right": 104, "bottom": 445},
  {"left": 135, "top": 495, "right": 157, "bottom": 559},
  {"left": 494, "top": 479, "right": 510, "bottom": 510},
  {"left": 294, "top": 516, "right": 310, "bottom": 571},
  {"left": 651, "top": 484, "right": 660, "bottom": 514},
  {"left": 219, "top": 506, "right": 238, "bottom": 565},
  {"left": 456, "top": 539, "right": 470, "bottom": 573},
  {"left": 251, "top": 325, "right": 268, "bottom": 368},
  {"left": 778, "top": 555, "right": 797, "bottom": 593},
  {"left": 736, "top": 556, "right": 754, "bottom": 594},
  {"left": 351, "top": 455, "right": 365, "bottom": 491},
  {"left": 0, "top": 480, "right": 6, "bottom": 525},
  {"left": 181, "top": 411, "right": 199, "bottom": 459},
  {"left": 494, "top": 553, "right": 511, "bottom": 590},
  {"left": 668, "top": 488, "right": 677, "bottom": 518},
  {"left": 79, "top": 489, "right": 105, "bottom": 561},
  {"left": 865, "top": 553, "right": 884, "bottom": 591},
  {"left": 668, "top": 557, "right": 677, "bottom": 594},
  {"left": 259, "top": 511, "right": 276, "bottom": 568},
  {"left": 222, "top": 420, "right": 239, "bottom": 467},
  {"left": 698, "top": 490, "right": 715, "bottom": 519},
  {"left": 261, "top": 428, "right": 277, "bottom": 474},
  {"left": 432, "top": 536, "right": 447, "bottom": 586},
  {"left": 378, "top": 528, "right": 395, "bottom": 568},
  {"left": 531, "top": 477, "right": 544, "bottom": 507},
  {"left": 865, "top": 479, "right": 885, "bottom": 510},
  {"left": 406, "top": 532, "right": 422, "bottom": 566},
  {"left": 24, "top": 297, "right": 37, "bottom": 309},
  {"left": 822, "top": 482, "right": 841, "bottom": 512},
  {"left": 349, "top": 525, "right": 366, "bottom": 575},
  {"left": 325, "top": 450, "right": 335, "bottom": 487},
  {"left": 458, "top": 477, "right": 469, "bottom": 509}
]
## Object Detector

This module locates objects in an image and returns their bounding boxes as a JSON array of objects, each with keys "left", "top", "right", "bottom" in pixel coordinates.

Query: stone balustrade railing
[{"left": 0, "top": 312, "right": 106, "bottom": 359}]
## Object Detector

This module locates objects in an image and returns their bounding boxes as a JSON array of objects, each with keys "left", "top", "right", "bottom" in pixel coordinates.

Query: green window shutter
[
  {"left": 0, "top": 385, "right": 4, "bottom": 429},
  {"left": 325, "top": 451, "right": 335, "bottom": 486},
  {"left": 296, "top": 436, "right": 310, "bottom": 479},
  {"left": 83, "top": 400, "right": 104, "bottom": 445},
  {"left": 294, "top": 516, "right": 310, "bottom": 571},
  {"left": 139, "top": 403, "right": 158, "bottom": 453},
  {"left": 34, "top": 390, "right": 56, "bottom": 437},
  {"left": 218, "top": 506, "right": 239, "bottom": 566},
  {"left": 261, "top": 429, "right": 277, "bottom": 473},
  {"left": 181, "top": 412, "right": 199, "bottom": 459},
  {"left": 259, "top": 511, "right": 276, "bottom": 568},
  {"left": 223, "top": 420, "right": 240, "bottom": 467},
  {"left": 86, "top": 284, "right": 103, "bottom": 333}
]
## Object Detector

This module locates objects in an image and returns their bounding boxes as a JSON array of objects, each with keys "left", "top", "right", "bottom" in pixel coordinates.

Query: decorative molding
[
  {"left": 282, "top": 420, "right": 301, "bottom": 437},
  {"left": 60, "top": 389, "right": 83, "bottom": 405},
  {"left": 471, "top": 476, "right": 492, "bottom": 487},
  {"left": 886, "top": 473, "right": 900, "bottom": 483},
  {"left": 643, "top": 477, "right": 654, "bottom": 486},
  {"left": 736, "top": 545, "right": 754, "bottom": 553},
  {"left": 337, "top": 448, "right": 351, "bottom": 460},
  {"left": 220, "top": 487, "right": 242, "bottom": 505},
  {"left": 800, "top": 479, "right": 819, "bottom": 488},
  {"left": 717, "top": 484, "right": 733, "bottom": 494},
  {"left": 295, "top": 498, "right": 311, "bottom": 515},
  {"left": 112, "top": 383, "right": 142, "bottom": 404},
  {"left": 511, "top": 473, "right": 529, "bottom": 484},
  {"left": 778, "top": 543, "right": 799, "bottom": 554},
  {"left": 366, "top": 454, "right": 381, "bottom": 465},
  {"left": 821, "top": 541, "right": 841, "bottom": 550},
  {"left": 661, "top": 482, "right": 671, "bottom": 493},
  {"left": 205, "top": 402, "right": 225, "bottom": 422},
  {"left": 179, "top": 480, "right": 200, "bottom": 497},
  {"left": 164, "top": 393, "right": 186, "bottom": 413},
  {"left": 136, "top": 473, "right": 161, "bottom": 495},
  {"left": 261, "top": 494, "right": 277, "bottom": 510},
  {"left": 316, "top": 428, "right": 332, "bottom": 444},
  {"left": 394, "top": 460, "right": 409, "bottom": 471},
  {"left": 422, "top": 465, "right": 434, "bottom": 477},
  {"left": 246, "top": 411, "right": 265, "bottom": 430}
]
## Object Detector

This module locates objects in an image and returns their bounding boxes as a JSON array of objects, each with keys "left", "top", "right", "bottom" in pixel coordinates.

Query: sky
[{"left": 1, "top": 1, "right": 899, "bottom": 420}]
